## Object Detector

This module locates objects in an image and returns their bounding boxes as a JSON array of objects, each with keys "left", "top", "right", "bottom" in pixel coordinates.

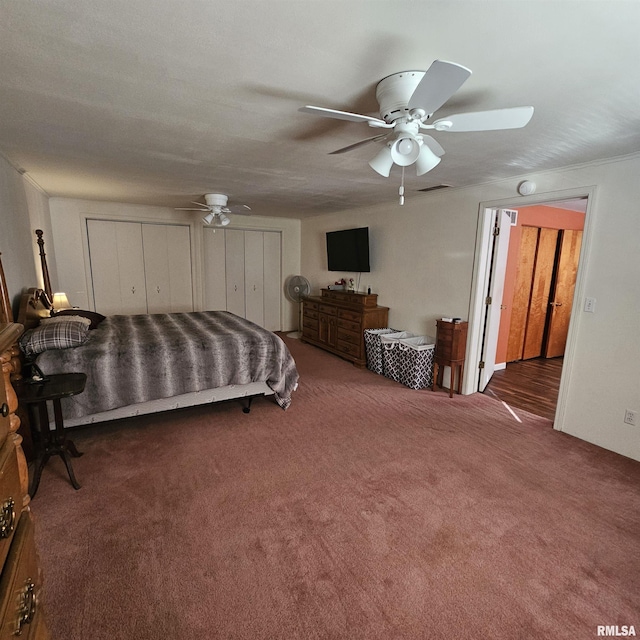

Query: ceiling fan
[
  {"left": 176, "top": 193, "right": 251, "bottom": 226},
  {"left": 299, "top": 60, "right": 534, "bottom": 193}
]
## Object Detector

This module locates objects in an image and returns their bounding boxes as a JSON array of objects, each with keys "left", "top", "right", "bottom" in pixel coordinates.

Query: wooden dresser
[
  {"left": 301, "top": 289, "right": 389, "bottom": 367},
  {"left": 0, "top": 324, "right": 49, "bottom": 639}
]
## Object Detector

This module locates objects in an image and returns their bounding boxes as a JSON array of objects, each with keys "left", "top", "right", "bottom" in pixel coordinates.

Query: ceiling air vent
[{"left": 417, "top": 184, "right": 452, "bottom": 193}]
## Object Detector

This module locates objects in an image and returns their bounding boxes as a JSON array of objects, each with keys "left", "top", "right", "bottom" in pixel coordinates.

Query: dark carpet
[{"left": 29, "top": 335, "right": 640, "bottom": 639}]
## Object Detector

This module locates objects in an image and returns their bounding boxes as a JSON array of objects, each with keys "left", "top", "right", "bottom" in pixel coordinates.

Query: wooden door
[
  {"left": 244, "top": 231, "right": 264, "bottom": 326},
  {"left": 506, "top": 226, "right": 538, "bottom": 362},
  {"left": 225, "top": 230, "right": 245, "bottom": 317},
  {"left": 522, "top": 228, "right": 558, "bottom": 359},
  {"left": 87, "top": 220, "right": 147, "bottom": 315},
  {"left": 203, "top": 228, "right": 227, "bottom": 310},
  {"left": 544, "top": 229, "right": 583, "bottom": 358}
]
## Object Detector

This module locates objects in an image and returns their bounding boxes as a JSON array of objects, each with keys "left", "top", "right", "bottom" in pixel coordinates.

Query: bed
[{"left": 14, "top": 231, "right": 299, "bottom": 427}]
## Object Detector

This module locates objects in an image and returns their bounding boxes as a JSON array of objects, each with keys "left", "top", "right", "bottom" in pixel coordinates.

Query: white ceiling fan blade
[
  {"left": 433, "top": 106, "right": 534, "bottom": 132},
  {"left": 421, "top": 135, "right": 445, "bottom": 157},
  {"left": 227, "top": 205, "right": 252, "bottom": 215},
  {"left": 175, "top": 207, "right": 211, "bottom": 211},
  {"left": 329, "top": 134, "right": 389, "bottom": 155},
  {"left": 408, "top": 60, "right": 472, "bottom": 115},
  {"left": 299, "top": 105, "right": 386, "bottom": 126}
]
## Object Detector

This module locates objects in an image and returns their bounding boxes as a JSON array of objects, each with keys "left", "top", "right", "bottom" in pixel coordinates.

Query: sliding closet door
[
  {"left": 87, "top": 220, "right": 147, "bottom": 315},
  {"left": 142, "top": 224, "right": 193, "bottom": 313}
]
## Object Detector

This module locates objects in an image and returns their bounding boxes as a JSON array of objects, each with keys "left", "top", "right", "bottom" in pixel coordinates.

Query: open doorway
[{"left": 467, "top": 191, "right": 591, "bottom": 424}]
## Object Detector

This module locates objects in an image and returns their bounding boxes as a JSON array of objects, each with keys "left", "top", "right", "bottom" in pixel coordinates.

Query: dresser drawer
[
  {"left": 303, "top": 317, "right": 318, "bottom": 332},
  {"left": 337, "top": 318, "right": 361, "bottom": 333},
  {"left": 0, "top": 513, "right": 44, "bottom": 640},
  {"left": 303, "top": 308, "right": 319, "bottom": 321},
  {"left": 337, "top": 340, "right": 362, "bottom": 359},
  {"left": 304, "top": 300, "right": 319, "bottom": 311},
  {"left": 337, "top": 328, "right": 360, "bottom": 346},
  {"left": 338, "top": 308, "right": 361, "bottom": 323},
  {"left": 318, "top": 304, "right": 337, "bottom": 316},
  {"left": 0, "top": 439, "right": 20, "bottom": 572}
]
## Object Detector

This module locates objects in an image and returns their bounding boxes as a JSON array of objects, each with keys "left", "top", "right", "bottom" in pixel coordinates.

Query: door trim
[{"left": 466, "top": 186, "right": 597, "bottom": 430}]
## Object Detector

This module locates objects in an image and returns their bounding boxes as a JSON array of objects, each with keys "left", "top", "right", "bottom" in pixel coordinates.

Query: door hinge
[
  {"left": 485, "top": 296, "right": 492, "bottom": 305},
  {"left": 493, "top": 226, "right": 500, "bottom": 236},
  {"left": 479, "top": 361, "right": 485, "bottom": 369}
]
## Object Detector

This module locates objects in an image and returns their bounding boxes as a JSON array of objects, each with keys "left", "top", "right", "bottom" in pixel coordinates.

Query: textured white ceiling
[{"left": 1, "top": 1, "right": 639, "bottom": 219}]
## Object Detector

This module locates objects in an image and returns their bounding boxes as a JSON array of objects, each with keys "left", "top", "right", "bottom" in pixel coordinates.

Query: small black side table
[{"left": 15, "top": 372, "right": 86, "bottom": 497}]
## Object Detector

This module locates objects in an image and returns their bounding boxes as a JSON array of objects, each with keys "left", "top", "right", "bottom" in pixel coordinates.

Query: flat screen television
[{"left": 326, "top": 227, "right": 370, "bottom": 272}]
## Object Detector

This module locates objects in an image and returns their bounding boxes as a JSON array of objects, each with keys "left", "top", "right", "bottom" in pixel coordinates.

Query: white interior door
[
  {"left": 203, "top": 228, "right": 227, "bottom": 310},
  {"left": 225, "top": 229, "right": 245, "bottom": 317},
  {"left": 244, "top": 231, "right": 264, "bottom": 326},
  {"left": 88, "top": 220, "right": 147, "bottom": 315},
  {"left": 478, "top": 209, "right": 512, "bottom": 391},
  {"left": 263, "top": 231, "right": 281, "bottom": 331}
]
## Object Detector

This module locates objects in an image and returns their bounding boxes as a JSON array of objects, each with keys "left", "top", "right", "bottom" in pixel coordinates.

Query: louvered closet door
[
  {"left": 88, "top": 220, "right": 147, "bottom": 315},
  {"left": 225, "top": 229, "right": 245, "bottom": 317},
  {"left": 142, "top": 224, "right": 193, "bottom": 313}
]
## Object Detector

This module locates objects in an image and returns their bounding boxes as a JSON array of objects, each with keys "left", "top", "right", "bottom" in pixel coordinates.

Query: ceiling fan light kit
[{"left": 300, "top": 59, "right": 534, "bottom": 203}]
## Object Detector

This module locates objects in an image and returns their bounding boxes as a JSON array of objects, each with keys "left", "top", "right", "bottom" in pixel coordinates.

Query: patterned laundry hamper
[
  {"left": 380, "top": 332, "right": 415, "bottom": 383},
  {"left": 396, "top": 336, "right": 436, "bottom": 389},
  {"left": 364, "top": 328, "right": 399, "bottom": 375}
]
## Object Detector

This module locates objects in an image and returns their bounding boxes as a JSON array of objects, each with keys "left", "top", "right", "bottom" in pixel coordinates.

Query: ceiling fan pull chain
[{"left": 399, "top": 167, "right": 405, "bottom": 205}]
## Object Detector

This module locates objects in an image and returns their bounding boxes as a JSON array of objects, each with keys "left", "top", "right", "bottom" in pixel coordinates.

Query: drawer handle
[
  {"left": 15, "top": 578, "right": 37, "bottom": 635},
  {"left": 1, "top": 403, "right": 8, "bottom": 418},
  {"left": 0, "top": 498, "right": 15, "bottom": 539}
]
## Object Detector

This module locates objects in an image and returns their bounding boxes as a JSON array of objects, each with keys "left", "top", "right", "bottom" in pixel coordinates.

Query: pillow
[
  {"left": 19, "top": 320, "right": 90, "bottom": 356},
  {"left": 53, "top": 308, "right": 106, "bottom": 329},
  {"left": 42, "top": 315, "right": 92, "bottom": 327}
]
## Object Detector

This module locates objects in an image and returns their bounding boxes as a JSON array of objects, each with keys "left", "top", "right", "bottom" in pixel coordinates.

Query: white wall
[
  {"left": 0, "top": 155, "right": 49, "bottom": 316},
  {"left": 48, "top": 198, "right": 301, "bottom": 330},
  {"left": 301, "top": 153, "right": 640, "bottom": 462}
]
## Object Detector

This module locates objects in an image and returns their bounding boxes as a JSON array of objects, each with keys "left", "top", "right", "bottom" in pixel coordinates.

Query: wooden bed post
[{"left": 35, "top": 229, "right": 53, "bottom": 304}]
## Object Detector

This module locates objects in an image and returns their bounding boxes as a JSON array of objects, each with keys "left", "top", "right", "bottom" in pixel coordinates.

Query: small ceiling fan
[
  {"left": 299, "top": 60, "right": 534, "bottom": 194},
  {"left": 176, "top": 193, "right": 251, "bottom": 226}
]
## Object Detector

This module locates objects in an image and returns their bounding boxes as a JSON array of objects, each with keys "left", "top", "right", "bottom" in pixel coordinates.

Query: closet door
[
  {"left": 244, "top": 231, "right": 264, "bottom": 326},
  {"left": 142, "top": 224, "right": 193, "bottom": 313},
  {"left": 263, "top": 231, "right": 281, "bottom": 331},
  {"left": 203, "top": 228, "right": 227, "bottom": 310},
  {"left": 225, "top": 229, "right": 245, "bottom": 317},
  {"left": 87, "top": 220, "right": 147, "bottom": 315}
]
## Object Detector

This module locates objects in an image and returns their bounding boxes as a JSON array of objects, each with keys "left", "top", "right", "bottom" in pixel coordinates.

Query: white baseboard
[{"left": 494, "top": 362, "right": 507, "bottom": 371}]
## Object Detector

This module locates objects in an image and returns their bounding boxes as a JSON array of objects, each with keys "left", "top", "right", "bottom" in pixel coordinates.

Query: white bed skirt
[{"left": 59, "top": 381, "right": 274, "bottom": 429}]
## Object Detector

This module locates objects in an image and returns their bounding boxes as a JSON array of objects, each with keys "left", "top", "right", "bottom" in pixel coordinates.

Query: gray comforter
[{"left": 35, "top": 311, "right": 299, "bottom": 418}]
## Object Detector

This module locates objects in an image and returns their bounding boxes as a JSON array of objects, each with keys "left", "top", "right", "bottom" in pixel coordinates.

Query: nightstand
[
  {"left": 433, "top": 320, "right": 468, "bottom": 397},
  {"left": 15, "top": 373, "right": 86, "bottom": 497}
]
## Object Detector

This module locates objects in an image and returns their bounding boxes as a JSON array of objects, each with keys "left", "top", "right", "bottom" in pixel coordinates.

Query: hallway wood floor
[{"left": 483, "top": 357, "right": 563, "bottom": 421}]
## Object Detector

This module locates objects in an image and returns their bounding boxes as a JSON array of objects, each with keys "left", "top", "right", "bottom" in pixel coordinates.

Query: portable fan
[{"left": 284, "top": 275, "right": 311, "bottom": 339}]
